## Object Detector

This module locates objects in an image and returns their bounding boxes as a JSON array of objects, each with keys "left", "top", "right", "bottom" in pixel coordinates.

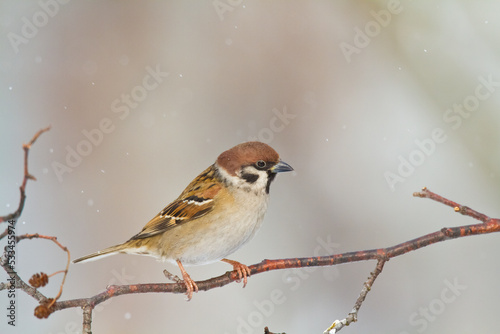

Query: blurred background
[{"left": 1, "top": 1, "right": 500, "bottom": 333}]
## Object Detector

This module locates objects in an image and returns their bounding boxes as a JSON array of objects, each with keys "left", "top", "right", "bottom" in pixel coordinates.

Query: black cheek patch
[{"left": 241, "top": 173, "right": 259, "bottom": 184}]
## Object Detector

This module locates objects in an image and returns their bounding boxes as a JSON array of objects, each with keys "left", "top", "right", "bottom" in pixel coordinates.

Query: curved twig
[{"left": 0, "top": 125, "right": 51, "bottom": 230}]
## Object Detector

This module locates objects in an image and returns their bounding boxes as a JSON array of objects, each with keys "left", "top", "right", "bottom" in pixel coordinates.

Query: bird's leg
[
  {"left": 221, "top": 258, "right": 251, "bottom": 287},
  {"left": 176, "top": 259, "right": 198, "bottom": 300}
]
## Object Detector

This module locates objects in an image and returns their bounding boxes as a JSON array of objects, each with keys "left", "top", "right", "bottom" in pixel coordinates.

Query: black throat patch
[{"left": 265, "top": 172, "right": 277, "bottom": 194}]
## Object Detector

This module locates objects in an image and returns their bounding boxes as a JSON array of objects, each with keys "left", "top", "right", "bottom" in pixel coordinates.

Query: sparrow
[{"left": 73, "top": 141, "right": 293, "bottom": 300}]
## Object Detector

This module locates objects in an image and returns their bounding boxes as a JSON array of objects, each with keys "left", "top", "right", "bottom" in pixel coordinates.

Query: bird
[{"left": 73, "top": 141, "right": 293, "bottom": 300}]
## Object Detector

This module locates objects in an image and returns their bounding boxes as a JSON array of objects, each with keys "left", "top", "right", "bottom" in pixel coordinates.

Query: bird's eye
[{"left": 256, "top": 160, "right": 266, "bottom": 169}]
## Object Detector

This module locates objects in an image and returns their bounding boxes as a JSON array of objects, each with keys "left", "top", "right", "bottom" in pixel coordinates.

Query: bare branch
[
  {"left": 82, "top": 305, "right": 93, "bottom": 334},
  {"left": 0, "top": 259, "right": 47, "bottom": 302},
  {"left": 2, "top": 129, "right": 499, "bottom": 333},
  {"left": 18, "top": 233, "right": 71, "bottom": 310},
  {"left": 0, "top": 125, "right": 51, "bottom": 231},
  {"left": 48, "top": 191, "right": 499, "bottom": 319},
  {"left": 324, "top": 259, "right": 386, "bottom": 333}
]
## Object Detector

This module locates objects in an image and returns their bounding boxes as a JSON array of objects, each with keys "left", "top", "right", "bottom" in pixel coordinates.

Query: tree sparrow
[{"left": 73, "top": 141, "right": 293, "bottom": 300}]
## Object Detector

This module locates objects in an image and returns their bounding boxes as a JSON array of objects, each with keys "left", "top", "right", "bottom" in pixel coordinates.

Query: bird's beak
[{"left": 271, "top": 160, "right": 294, "bottom": 173}]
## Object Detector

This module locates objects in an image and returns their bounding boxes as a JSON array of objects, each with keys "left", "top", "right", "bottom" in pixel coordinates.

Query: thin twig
[
  {"left": 49, "top": 270, "right": 68, "bottom": 278},
  {"left": 0, "top": 125, "right": 51, "bottom": 231},
  {"left": 324, "top": 258, "right": 387, "bottom": 333},
  {"left": 17, "top": 233, "right": 71, "bottom": 308}
]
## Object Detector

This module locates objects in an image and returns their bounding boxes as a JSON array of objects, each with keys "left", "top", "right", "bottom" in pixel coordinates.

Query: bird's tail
[{"left": 72, "top": 243, "right": 127, "bottom": 263}]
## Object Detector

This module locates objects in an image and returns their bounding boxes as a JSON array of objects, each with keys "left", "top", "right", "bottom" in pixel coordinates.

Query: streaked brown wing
[{"left": 130, "top": 166, "right": 221, "bottom": 240}]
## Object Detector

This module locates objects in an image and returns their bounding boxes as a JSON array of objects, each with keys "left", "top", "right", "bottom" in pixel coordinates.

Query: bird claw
[
  {"left": 176, "top": 260, "right": 198, "bottom": 301},
  {"left": 222, "top": 259, "right": 251, "bottom": 288},
  {"left": 182, "top": 275, "right": 199, "bottom": 301}
]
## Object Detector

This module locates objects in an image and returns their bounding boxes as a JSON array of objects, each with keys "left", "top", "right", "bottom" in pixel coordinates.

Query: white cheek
[
  {"left": 217, "top": 164, "right": 270, "bottom": 194},
  {"left": 236, "top": 167, "right": 269, "bottom": 193},
  {"left": 253, "top": 170, "right": 270, "bottom": 190}
]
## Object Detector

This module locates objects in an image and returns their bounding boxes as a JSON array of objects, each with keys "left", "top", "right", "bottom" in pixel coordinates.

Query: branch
[
  {"left": 0, "top": 125, "right": 51, "bottom": 233},
  {"left": 321, "top": 187, "right": 500, "bottom": 333},
  {"left": 0, "top": 127, "right": 53, "bottom": 308},
  {"left": 82, "top": 305, "right": 93, "bottom": 334},
  {"left": 0, "top": 259, "right": 47, "bottom": 302},
  {"left": 324, "top": 258, "right": 386, "bottom": 333},
  {"left": 21, "top": 234, "right": 71, "bottom": 310},
  {"left": 1, "top": 233, "right": 71, "bottom": 319},
  {"left": 2, "top": 129, "right": 499, "bottom": 333},
  {"left": 49, "top": 187, "right": 499, "bottom": 328}
]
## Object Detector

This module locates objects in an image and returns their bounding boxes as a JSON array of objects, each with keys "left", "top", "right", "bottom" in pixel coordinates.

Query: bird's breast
[{"left": 159, "top": 189, "right": 270, "bottom": 266}]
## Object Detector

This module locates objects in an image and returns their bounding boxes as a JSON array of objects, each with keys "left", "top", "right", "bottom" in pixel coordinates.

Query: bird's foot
[
  {"left": 176, "top": 260, "right": 198, "bottom": 301},
  {"left": 222, "top": 258, "right": 251, "bottom": 287}
]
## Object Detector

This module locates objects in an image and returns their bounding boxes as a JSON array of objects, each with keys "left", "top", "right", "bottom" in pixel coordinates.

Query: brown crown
[{"left": 216, "top": 142, "right": 280, "bottom": 176}]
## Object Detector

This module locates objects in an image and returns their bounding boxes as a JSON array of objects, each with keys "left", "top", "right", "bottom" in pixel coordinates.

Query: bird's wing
[{"left": 129, "top": 166, "right": 222, "bottom": 240}]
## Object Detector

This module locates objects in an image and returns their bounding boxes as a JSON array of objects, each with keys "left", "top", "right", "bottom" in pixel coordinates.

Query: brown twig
[
  {"left": 0, "top": 127, "right": 52, "bottom": 306},
  {"left": 0, "top": 125, "right": 51, "bottom": 232},
  {"left": 324, "top": 258, "right": 386, "bottom": 333},
  {"left": 17, "top": 233, "right": 71, "bottom": 308}
]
